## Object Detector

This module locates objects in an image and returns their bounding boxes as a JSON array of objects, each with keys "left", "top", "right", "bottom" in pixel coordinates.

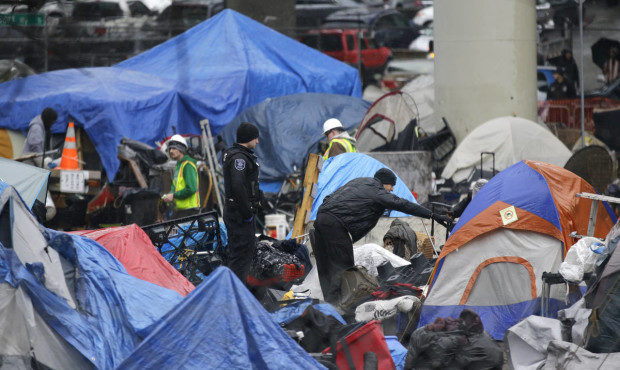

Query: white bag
[
  {"left": 559, "top": 237, "right": 604, "bottom": 282},
  {"left": 355, "top": 295, "right": 420, "bottom": 322}
]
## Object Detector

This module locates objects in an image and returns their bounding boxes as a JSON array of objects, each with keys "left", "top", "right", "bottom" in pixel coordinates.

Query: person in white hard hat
[
  {"left": 322, "top": 118, "right": 357, "bottom": 160},
  {"left": 162, "top": 135, "right": 200, "bottom": 219}
]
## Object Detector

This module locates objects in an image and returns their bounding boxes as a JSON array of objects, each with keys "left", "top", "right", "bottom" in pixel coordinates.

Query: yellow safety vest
[
  {"left": 323, "top": 138, "right": 357, "bottom": 160},
  {"left": 173, "top": 160, "right": 200, "bottom": 210}
]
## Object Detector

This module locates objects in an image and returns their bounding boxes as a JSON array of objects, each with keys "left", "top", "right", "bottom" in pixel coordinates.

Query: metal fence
[{"left": 539, "top": 97, "right": 620, "bottom": 132}]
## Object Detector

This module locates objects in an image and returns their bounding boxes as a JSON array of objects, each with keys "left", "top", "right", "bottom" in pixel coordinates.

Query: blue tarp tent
[
  {"left": 118, "top": 267, "right": 324, "bottom": 369},
  {"left": 221, "top": 93, "right": 370, "bottom": 183},
  {"left": 0, "top": 68, "right": 189, "bottom": 180},
  {"left": 117, "top": 10, "right": 362, "bottom": 105},
  {"left": 311, "top": 153, "right": 418, "bottom": 220},
  {"left": 0, "top": 10, "right": 361, "bottom": 179},
  {"left": 0, "top": 181, "right": 182, "bottom": 368}
]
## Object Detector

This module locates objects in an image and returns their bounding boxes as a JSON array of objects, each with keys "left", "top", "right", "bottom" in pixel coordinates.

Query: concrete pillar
[{"left": 434, "top": 0, "right": 537, "bottom": 142}]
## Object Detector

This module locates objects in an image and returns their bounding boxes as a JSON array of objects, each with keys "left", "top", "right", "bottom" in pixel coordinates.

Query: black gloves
[{"left": 431, "top": 213, "right": 453, "bottom": 228}]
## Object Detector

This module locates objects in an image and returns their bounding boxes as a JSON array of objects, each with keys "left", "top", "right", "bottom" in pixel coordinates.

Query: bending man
[{"left": 312, "top": 168, "right": 451, "bottom": 303}]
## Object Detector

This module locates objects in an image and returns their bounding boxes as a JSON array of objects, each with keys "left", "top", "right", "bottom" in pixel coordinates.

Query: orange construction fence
[{"left": 538, "top": 97, "right": 620, "bottom": 132}]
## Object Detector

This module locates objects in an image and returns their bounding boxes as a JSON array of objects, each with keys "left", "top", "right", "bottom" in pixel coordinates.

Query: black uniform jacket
[
  {"left": 317, "top": 177, "right": 431, "bottom": 242},
  {"left": 222, "top": 143, "right": 260, "bottom": 220}
]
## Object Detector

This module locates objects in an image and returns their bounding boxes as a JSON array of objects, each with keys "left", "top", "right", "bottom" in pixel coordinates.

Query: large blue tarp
[
  {"left": 118, "top": 267, "right": 324, "bottom": 369},
  {"left": 117, "top": 11, "right": 361, "bottom": 105},
  {"left": 270, "top": 299, "right": 346, "bottom": 326},
  {"left": 220, "top": 93, "right": 370, "bottom": 182},
  {"left": 0, "top": 182, "right": 182, "bottom": 369},
  {"left": 310, "top": 153, "right": 419, "bottom": 220},
  {"left": 0, "top": 10, "right": 361, "bottom": 180},
  {"left": 0, "top": 67, "right": 183, "bottom": 181}
]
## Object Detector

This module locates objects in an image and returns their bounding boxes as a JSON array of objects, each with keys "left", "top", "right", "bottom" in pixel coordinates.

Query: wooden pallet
[{"left": 292, "top": 153, "right": 322, "bottom": 239}]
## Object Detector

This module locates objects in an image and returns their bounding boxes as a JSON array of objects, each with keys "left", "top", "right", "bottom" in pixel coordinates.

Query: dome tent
[
  {"left": 441, "top": 116, "right": 572, "bottom": 183},
  {"left": 420, "top": 160, "right": 616, "bottom": 339}
]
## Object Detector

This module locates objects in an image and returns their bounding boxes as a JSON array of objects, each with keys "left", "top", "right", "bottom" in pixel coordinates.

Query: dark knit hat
[
  {"left": 236, "top": 122, "right": 259, "bottom": 143},
  {"left": 374, "top": 168, "right": 396, "bottom": 186},
  {"left": 167, "top": 140, "right": 187, "bottom": 154}
]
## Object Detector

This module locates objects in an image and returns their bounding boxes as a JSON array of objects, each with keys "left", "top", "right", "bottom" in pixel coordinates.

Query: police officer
[{"left": 222, "top": 122, "right": 261, "bottom": 284}]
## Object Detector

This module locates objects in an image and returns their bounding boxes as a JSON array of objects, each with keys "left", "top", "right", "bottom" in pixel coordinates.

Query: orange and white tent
[{"left": 420, "top": 160, "right": 616, "bottom": 339}]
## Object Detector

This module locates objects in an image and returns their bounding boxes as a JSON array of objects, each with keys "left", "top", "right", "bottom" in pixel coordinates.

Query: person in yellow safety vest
[
  {"left": 322, "top": 118, "right": 357, "bottom": 160},
  {"left": 162, "top": 135, "right": 200, "bottom": 219}
]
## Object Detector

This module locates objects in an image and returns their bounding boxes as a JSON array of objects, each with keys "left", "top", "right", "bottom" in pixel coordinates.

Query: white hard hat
[
  {"left": 323, "top": 118, "right": 344, "bottom": 135},
  {"left": 167, "top": 134, "right": 188, "bottom": 151}
]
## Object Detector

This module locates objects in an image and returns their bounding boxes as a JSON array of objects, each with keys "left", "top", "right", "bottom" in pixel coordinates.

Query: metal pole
[
  {"left": 357, "top": 13, "right": 362, "bottom": 78},
  {"left": 578, "top": 0, "right": 585, "bottom": 148},
  {"left": 43, "top": 24, "right": 48, "bottom": 72}
]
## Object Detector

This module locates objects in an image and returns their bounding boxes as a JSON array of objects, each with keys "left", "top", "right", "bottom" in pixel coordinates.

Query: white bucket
[{"left": 264, "top": 214, "right": 288, "bottom": 240}]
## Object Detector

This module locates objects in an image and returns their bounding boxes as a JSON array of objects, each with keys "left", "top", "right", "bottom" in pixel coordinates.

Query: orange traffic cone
[{"left": 57, "top": 122, "right": 79, "bottom": 170}]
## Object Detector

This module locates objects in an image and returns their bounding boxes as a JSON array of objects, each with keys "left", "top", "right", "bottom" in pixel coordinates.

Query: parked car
[
  {"left": 150, "top": 0, "right": 224, "bottom": 36},
  {"left": 536, "top": 1, "right": 554, "bottom": 29},
  {"left": 385, "top": 0, "right": 432, "bottom": 16},
  {"left": 408, "top": 22, "right": 432, "bottom": 52},
  {"left": 58, "top": 0, "right": 156, "bottom": 38},
  {"left": 295, "top": 0, "right": 365, "bottom": 28},
  {"left": 323, "top": 8, "right": 420, "bottom": 49},
  {"left": 549, "top": 0, "right": 581, "bottom": 27},
  {"left": 300, "top": 28, "right": 391, "bottom": 79},
  {"left": 39, "top": 0, "right": 75, "bottom": 19},
  {"left": 412, "top": 5, "right": 431, "bottom": 27},
  {"left": 380, "top": 57, "right": 433, "bottom": 90}
]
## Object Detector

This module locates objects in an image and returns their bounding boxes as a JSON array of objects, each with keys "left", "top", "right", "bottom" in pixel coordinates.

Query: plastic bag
[
  {"left": 559, "top": 237, "right": 604, "bottom": 282},
  {"left": 353, "top": 243, "right": 410, "bottom": 277},
  {"left": 355, "top": 295, "right": 420, "bottom": 322}
]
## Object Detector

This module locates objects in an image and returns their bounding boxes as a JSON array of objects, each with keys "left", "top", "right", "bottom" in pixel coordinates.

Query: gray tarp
[{"left": 544, "top": 341, "right": 620, "bottom": 370}]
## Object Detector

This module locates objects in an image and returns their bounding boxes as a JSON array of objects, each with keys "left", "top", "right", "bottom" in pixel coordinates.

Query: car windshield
[
  {"left": 300, "top": 34, "right": 342, "bottom": 51},
  {"left": 72, "top": 2, "right": 123, "bottom": 20}
]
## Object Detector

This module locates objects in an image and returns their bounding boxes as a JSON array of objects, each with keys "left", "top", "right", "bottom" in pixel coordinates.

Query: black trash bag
[
  {"left": 248, "top": 241, "right": 306, "bottom": 287},
  {"left": 454, "top": 333, "right": 503, "bottom": 370},
  {"left": 405, "top": 327, "right": 466, "bottom": 369},
  {"left": 272, "top": 239, "right": 312, "bottom": 273},
  {"left": 379, "top": 253, "right": 433, "bottom": 288},
  {"left": 405, "top": 310, "right": 503, "bottom": 370},
  {"left": 285, "top": 305, "right": 345, "bottom": 353}
]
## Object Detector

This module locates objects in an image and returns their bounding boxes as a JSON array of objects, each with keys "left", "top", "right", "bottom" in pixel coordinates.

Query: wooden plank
[
  {"left": 76, "top": 127, "right": 83, "bottom": 170},
  {"left": 302, "top": 154, "right": 319, "bottom": 186},
  {"left": 292, "top": 153, "right": 321, "bottom": 238}
]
